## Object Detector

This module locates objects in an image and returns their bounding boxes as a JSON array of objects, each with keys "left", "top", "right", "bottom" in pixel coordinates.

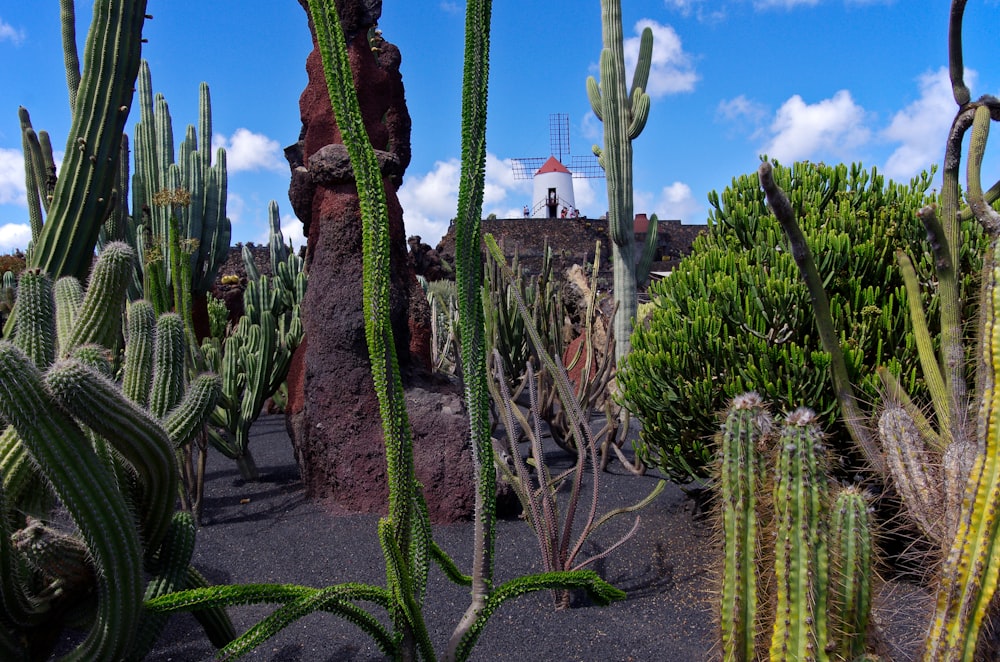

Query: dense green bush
[{"left": 618, "top": 160, "right": 984, "bottom": 483}]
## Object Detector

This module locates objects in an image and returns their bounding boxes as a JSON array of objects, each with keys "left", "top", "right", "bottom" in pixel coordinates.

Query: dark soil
[{"left": 146, "top": 415, "right": 930, "bottom": 661}]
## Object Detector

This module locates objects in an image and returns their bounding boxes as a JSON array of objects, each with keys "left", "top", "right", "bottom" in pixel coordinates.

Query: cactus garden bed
[{"left": 139, "top": 415, "right": 930, "bottom": 661}]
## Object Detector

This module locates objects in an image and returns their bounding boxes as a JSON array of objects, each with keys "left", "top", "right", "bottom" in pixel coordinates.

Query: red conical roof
[{"left": 535, "top": 156, "right": 571, "bottom": 175}]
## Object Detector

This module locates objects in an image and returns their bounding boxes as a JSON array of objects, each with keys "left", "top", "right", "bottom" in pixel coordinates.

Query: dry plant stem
[{"left": 757, "top": 161, "right": 884, "bottom": 475}]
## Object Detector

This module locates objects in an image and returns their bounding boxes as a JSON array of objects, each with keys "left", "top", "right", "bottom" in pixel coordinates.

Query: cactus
[
  {"left": 130, "top": 60, "right": 232, "bottom": 334},
  {"left": 20, "top": 2, "right": 147, "bottom": 284},
  {"left": 716, "top": 395, "right": 875, "bottom": 662},
  {"left": 205, "top": 203, "right": 305, "bottom": 481},
  {"left": 718, "top": 393, "right": 770, "bottom": 662},
  {"left": 755, "top": 4, "right": 1000, "bottom": 658},
  {"left": 0, "top": 242, "right": 232, "bottom": 659},
  {"left": 586, "top": 0, "right": 654, "bottom": 363}
]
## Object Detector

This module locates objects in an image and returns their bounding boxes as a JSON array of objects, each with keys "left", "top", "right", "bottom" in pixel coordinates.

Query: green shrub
[{"left": 617, "top": 160, "right": 984, "bottom": 483}]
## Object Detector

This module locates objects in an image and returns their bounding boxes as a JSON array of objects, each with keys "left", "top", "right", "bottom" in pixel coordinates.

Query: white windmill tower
[{"left": 512, "top": 114, "right": 604, "bottom": 218}]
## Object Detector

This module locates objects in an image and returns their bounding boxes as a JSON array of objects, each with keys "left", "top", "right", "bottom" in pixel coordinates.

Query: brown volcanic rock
[{"left": 284, "top": 0, "right": 470, "bottom": 522}]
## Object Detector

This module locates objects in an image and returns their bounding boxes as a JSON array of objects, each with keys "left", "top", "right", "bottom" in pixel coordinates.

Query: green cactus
[
  {"left": 130, "top": 59, "right": 232, "bottom": 337},
  {"left": 716, "top": 395, "right": 875, "bottom": 662},
  {"left": 718, "top": 392, "right": 770, "bottom": 662},
  {"left": 586, "top": 0, "right": 654, "bottom": 363},
  {"left": 829, "top": 487, "right": 874, "bottom": 662},
  {"left": 0, "top": 242, "right": 232, "bottom": 659},
  {"left": 755, "top": 5, "right": 1000, "bottom": 658},
  {"left": 205, "top": 204, "right": 305, "bottom": 481},
  {"left": 21, "top": 2, "right": 147, "bottom": 284}
]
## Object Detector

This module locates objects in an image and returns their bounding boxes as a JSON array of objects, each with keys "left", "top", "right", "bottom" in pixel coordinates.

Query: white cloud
[
  {"left": 753, "top": 0, "right": 820, "bottom": 8},
  {"left": 763, "top": 90, "right": 870, "bottom": 162},
  {"left": 212, "top": 129, "right": 285, "bottom": 173},
  {"left": 399, "top": 152, "right": 544, "bottom": 246},
  {"left": 0, "top": 148, "right": 26, "bottom": 206},
  {"left": 635, "top": 181, "right": 702, "bottom": 222},
  {"left": 663, "top": 0, "right": 727, "bottom": 21},
  {"left": 226, "top": 192, "right": 247, "bottom": 227},
  {"left": 0, "top": 223, "right": 30, "bottom": 252},
  {"left": 882, "top": 67, "right": 965, "bottom": 180},
  {"left": 257, "top": 213, "right": 306, "bottom": 251},
  {"left": 624, "top": 20, "right": 698, "bottom": 98},
  {"left": 0, "top": 19, "right": 25, "bottom": 45}
]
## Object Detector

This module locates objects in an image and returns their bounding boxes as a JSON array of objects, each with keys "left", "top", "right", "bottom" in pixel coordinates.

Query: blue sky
[{"left": 1, "top": 1, "right": 998, "bottom": 254}]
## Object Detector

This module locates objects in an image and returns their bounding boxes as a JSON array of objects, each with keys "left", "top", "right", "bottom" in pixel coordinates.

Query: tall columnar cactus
[
  {"left": 21, "top": 1, "right": 148, "bottom": 284},
  {"left": 0, "top": 242, "right": 232, "bottom": 660},
  {"left": 757, "top": 3, "right": 1000, "bottom": 658},
  {"left": 131, "top": 59, "right": 232, "bottom": 321},
  {"left": 586, "top": 0, "right": 653, "bottom": 363},
  {"left": 718, "top": 393, "right": 770, "bottom": 662},
  {"left": 716, "top": 395, "right": 875, "bottom": 662}
]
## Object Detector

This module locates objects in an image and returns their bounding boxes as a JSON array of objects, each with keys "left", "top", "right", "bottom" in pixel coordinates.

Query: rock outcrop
[{"left": 284, "top": 0, "right": 471, "bottom": 522}]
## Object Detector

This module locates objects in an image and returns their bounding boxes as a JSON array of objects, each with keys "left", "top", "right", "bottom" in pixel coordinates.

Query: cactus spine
[{"left": 586, "top": 0, "right": 653, "bottom": 362}]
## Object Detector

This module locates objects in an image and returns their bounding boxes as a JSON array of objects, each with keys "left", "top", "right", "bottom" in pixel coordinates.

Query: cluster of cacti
[
  {"left": 130, "top": 59, "right": 232, "bottom": 320},
  {"left": 18, "top": 2, "right": 147, "bottom": 285},
  {"left": 203, "top": 201, "right": 305, "bottom": 480},
  {"left": 617, "top": 160, "right": 985, "bottom": 484},
  {"left": 0, "top": 242, "right": 232, "bottom": 660},
  {"left": 426, "top": 278, "right": 460, "bottom": 374},
  {"left": 716, "top": 393, "right": 875, "bottom": 662},
  {"left": 147, "top": 3, "right": 626, "bottom": 660},
  {"left": 755, "top": 3, "right": 1000, "bottom": 657},
  {"left": 586, "top": 0, "right": 656, "bottom": 363}
]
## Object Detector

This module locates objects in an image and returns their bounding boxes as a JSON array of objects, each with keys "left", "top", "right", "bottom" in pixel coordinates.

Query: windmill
[{"left": 511, "top": 114, "right": 604, "bottom": 218}]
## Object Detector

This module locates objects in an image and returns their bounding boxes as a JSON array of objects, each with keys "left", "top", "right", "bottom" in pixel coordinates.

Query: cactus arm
[
  {"left": 29, "top": 1, "right": 148, "bottom": 283},
  {"left": 586, "top": 76, "right": 603, "bottom": 122},
  {"left": 718, "top": 393, "right": 770, "bottom": 662},
  {"left": 636, "top": 213, "right": 659, "bottom": 287},
  {"left": 829, "top": 487, "right": 873, "bottom": 662},
  {"left": 629, "top": 27, "right": 653, "bottom": 100},
  {"left": 948, "top": 0, "right": 971, "bottom": 105},
  {"left": 967, "top": 105, "right": 1000, "bottom": 233},
  {"left": 13, "top": 270, "right": 56, "bottom": 370},
  {"left": 758, "top": 160, "right": 885, "bottom": 475},
  {"left": 149, "top": 313, "right": 186, "bottom": 418},
  {"left": 63, "top": 241, "right": 134, "bottom": 355},
  {"left": 60, "top": 0, "right": 81, "bottom": 111},
  {"left": 122, "top": 300, "right": 156, "bottom": 405},
  {"left": 769, "top": 409, "right": 830, "bottom": 662},
  {"left": 44, "top": 358, "right": 178, "bottom": 552},
  {"left": 0, "top": 344, "right": 143, "bottom": 661},
  {"left": 18, "top": 109, "right": 46, "bottom": 243},
  {"left": 896, "top": 250, "right": 951, "bottom": 433},
  {"left": 163, "top": 373, "right": 220, "bottom": 448}
]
